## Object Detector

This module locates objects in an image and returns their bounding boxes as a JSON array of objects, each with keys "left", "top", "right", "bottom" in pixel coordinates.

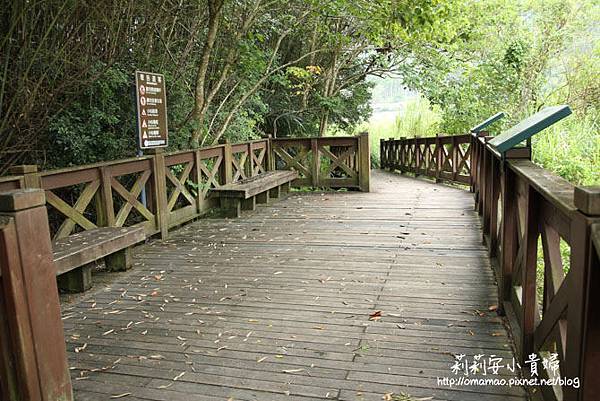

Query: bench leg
[
  {"left": 241, "top": 196, "right": 256, "bottom": 211},
  {"left": 269, "top": 186, "right": 281, "bottom": 199},
  {"left": 256, "top": 191, "right": 269, "bottom": 204},
  {"left": 105, "top": 248, "right": 132, "bottom": 272},
  {"left": 281, "top": 182, "right": 291, "bottom": 194},
  {"left": 220, "top": 198, "right": 241, "bottom": 218},
  {"left": 57, "top": 264, "right": 92, "bottom": 293}
]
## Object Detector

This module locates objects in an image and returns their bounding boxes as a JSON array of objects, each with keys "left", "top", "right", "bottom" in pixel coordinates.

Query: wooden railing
[
  {"left": 39, "top": 138, "right": 270, "bottom": 240},
  {"left": 380, "top": 133, "right": 471, "bottom": 184},
  {"left": 271, "top": 132, "right": 370, "bottom": 191},
  {"left": 473, "top": 134, "right": 599, "bottom": 401},
  {"left": 382, "top": 132, "right": 600, "bottom": 401},
  {"left": 2, "top": 134, "right": 369, "bottom": 242}
]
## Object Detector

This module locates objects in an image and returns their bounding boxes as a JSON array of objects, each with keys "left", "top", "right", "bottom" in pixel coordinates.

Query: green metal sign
[
  {"left": 471, "top": 112, "right": 505, "bottom": 133},
  {"left": 488, "top": 105, "right": 572, "bottom": 153}
]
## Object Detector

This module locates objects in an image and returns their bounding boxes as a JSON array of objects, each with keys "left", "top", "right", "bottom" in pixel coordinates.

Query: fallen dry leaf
[
  {"left": 369, "top": 310, "right": 383, "bottom": 321},
  {"left": 74, "top": 343, "right": 87, "bottom": 353},
  {"left": 110, "top": 393, "right": 131, "bottom": 399}
]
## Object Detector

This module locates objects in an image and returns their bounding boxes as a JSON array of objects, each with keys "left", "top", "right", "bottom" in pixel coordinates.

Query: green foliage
[
  {"left": 47, "top": 64, "right": 135, "bottom": 167},
  {"left": 390, "top": 0, "right": 599, "bottom": 185},
  {"left": 45, "top": 62, "right": 195, "bottom": 168},
  {"left": 2, "top": 0, "right": 597, "bottom": 183}
]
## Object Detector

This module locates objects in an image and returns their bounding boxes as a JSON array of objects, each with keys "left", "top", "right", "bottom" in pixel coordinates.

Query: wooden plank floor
[{"left": 62, "top": 170, "right": 528, "bottom": 401}]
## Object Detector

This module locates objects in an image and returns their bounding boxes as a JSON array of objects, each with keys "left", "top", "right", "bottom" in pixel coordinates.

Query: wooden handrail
[
  {"left": 383, "top": 132, "right": 600, "bottom": 400},
  {"left": 0, "top": 135, "right": 369, "bottom": 242},
  {"left": 380, "top": 134, "right": 472, "bottom": 184}
]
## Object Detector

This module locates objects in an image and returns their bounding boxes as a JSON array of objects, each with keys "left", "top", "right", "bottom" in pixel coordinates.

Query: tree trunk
[
  {"left": 189, "top": 0, "right": 224, "bottom": 148},
  {"left": 318, "top": 111, "right": 329, "bottom": 136}
]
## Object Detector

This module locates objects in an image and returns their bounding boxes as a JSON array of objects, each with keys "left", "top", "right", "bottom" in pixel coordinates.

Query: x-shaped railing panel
[
  {"left": 46, "top": 180, "right": 100, "bottom": 240},
  {"left": 111, "top": 171, "right": 154, "bottom": 227}
]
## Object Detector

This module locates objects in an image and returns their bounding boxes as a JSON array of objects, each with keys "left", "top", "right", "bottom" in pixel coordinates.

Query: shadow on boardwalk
[{"left": 62, "top": 170, "right": 527, "bottom": 401}]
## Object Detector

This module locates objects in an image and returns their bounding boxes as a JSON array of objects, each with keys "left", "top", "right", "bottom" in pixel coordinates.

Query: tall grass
[
  {"left": 532, "top": 116, "right": 599, "bottom": 185},
  {"left": 394, "top": 97, "right": 442, "bottom": 138},
  {"left": 359, "top": 96, "right": 442, "bottom": 167}
]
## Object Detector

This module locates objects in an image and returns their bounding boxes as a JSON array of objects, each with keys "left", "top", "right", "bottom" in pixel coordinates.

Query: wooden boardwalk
[{"left": 62, "top": 170, "right": 527, "bottom": 401}]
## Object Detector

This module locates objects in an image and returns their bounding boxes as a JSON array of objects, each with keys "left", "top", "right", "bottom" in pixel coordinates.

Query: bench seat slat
[
  {"left": 53, "top": 227, "right": 145, "bottom": 275},
  {"left": 211, "top": 171, "right": 297, "bottom": 199}
]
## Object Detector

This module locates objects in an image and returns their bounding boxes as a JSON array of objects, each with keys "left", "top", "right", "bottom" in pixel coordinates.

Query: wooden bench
[
  {"left": 53, "top": 226, "right": 145, "bottom": 292},
  {"left": 211, "top": 170, "right": 298, "bottom": 218}
]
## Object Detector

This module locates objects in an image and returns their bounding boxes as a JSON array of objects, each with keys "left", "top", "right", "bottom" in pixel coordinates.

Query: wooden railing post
[
  {"left": 582, "top": 220, "right": 600, "bottom": 401},
  {"left": 571, "top": 186, "right": 600, "bottom": 401},
  {"left": 488, "top": 156, "right": 500, "bottom": 255},
  {"left": 451, "top": 135, "right": 459, "bottom": 181},
  {"left": 398, "top": 137, "right": 406, "bottom": 173},
  {"left": 193, "top": 150, "right": 207, "bottom": 213},
  {"left": 480, "top": 137, "right": 493, "bottom": 219},
  {"left": 389, "top": 137, "right": 396, "bottom": 172},
  {"left": 470, "top": 134, "right": 476, "bottom": 193},
  {"left": 472, "top": 137, "right": 479, "bottom": 201},
  {"left": 0, "top": 189, "right": 73, "bottom": 401},
  {"left": 8, "top": 165, "right": 41, "bottom": 189},
  {"left": 150, "top": 148, "right": 169, "bottom": 239},
  {"left": 479, "top": 143, "right": 487, "bottom": 218},
  {"left": 473, "top": 132, "right": 487, "bottom": 211},
  {"left": 393, "top": 139, "right": 398, "bottom": 171},
  {"left": 95, "top": 166, "right": 115, "bottom": 227},
  {"left": 266, "top": 135, "right": 274, "bottom": 171},
  {"left": 498, "top": 165, "right": 517, "bottom": 316},
  {"left": 247, "top": 141, "right": 254, "bottom": 178},
  {"left": 380, "top": 138, "right": 386, "bottom": 169},
  {"left": 521, "top": 184, "right": 539, "bottom": 364},
  {"left": 311, "top": 138, "right": 320, "bottom": 187},
  {"left": 358, "top": 132, "right": 370, "bottom": 192},
  {"left": 414, "top": 137, "right": 420, "bottom": 176},
  {"left": 435, "top": 134, "right": 442, "bottom": 183},
  {"left": 220, "top": 139, "right": 233, "bottom": 184}
]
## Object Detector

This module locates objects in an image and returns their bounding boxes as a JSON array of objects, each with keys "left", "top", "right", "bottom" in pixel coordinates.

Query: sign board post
[{"left": 135, "top": 71, "right": 169, "bottom": 149}]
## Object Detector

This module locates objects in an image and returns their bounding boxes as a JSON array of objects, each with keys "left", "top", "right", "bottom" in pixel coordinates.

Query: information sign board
[{"left": 135, "top": 71, "right": 168, "bottom": 149}]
